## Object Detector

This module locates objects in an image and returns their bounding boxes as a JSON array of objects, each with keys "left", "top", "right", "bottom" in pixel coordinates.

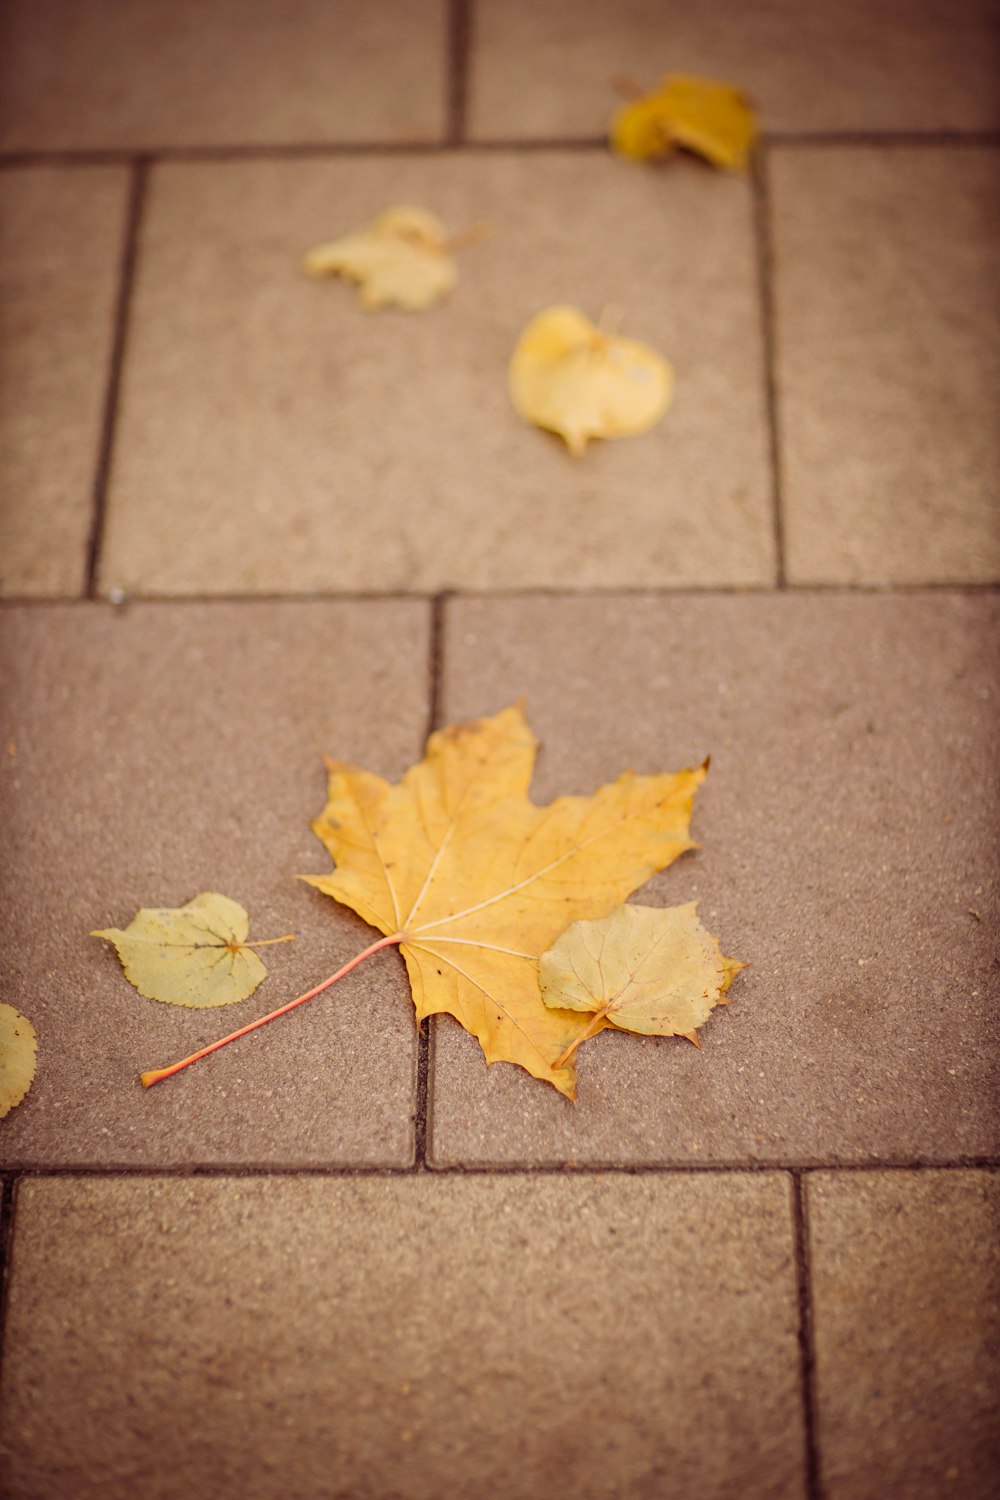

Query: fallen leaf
[
  {"left": 305, "top": 704, "right": 704, "bottom": 1096},
  {"left": 539, "top": 902, "right": 744, "bottom": 1067},
  {"left": 303, "top": 205, "right": 461, "bottom": 311},
  {"left": 0, "top": 1003, "right": 37, "bottom": 1118},
  {"left": 93, "top": 892, "right": 293, "bottom": 1008},
  {"left": 611, "top": 74, "right": 757, "bottom": 171},
  {"left": 509, "top": 306, "right": 673, "bottom": 455}
]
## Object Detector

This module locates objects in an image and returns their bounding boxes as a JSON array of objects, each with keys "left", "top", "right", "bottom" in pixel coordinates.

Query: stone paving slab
[
  {"left": 0, "top": 0, "right": 447, "bottom": 151},
  {"left": 0, "top": 1173, "right": 805, "bottom": 1500},
  {"left": 0, "top": 600, "right": 429, "bottom": 1167},
  {"left": 807, "top": 1169, "right": 1000, "bottom": 1500},
  {"left": 99, "top": 151, "right": 774, "bottom": 596},
  {"left": 772, "top": 146, "right": 1000, "bottom": 586},
  {"left": 467, "top": 0, "right": 1000, "bottom": 139},
  {"left": 430, "top": 590, "right": 999, "bottom": 1166},
  {"left": 0, "top": 165, "right": 128, "bottom": 597}
]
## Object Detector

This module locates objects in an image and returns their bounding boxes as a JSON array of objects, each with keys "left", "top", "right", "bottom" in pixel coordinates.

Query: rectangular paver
[
  {"left": 0, "top": 165, "right": 128, "bottom": 597},
  {"left": 0, "top": 1173, "right": 805, "bottom": 1500},
  {"left": 808, "top": 1169, "right": 1000, "bottom": 1500},
  {"left": 430, "top": 591, "right": 999, "bottom": 1166},
  {"left": 0, "top": 0, "right": 447, "bottom": 150},
  {"left": 100, "top": 152, "right": 774, "bottom": 595},
  {"left": 772, "top": 146, "right": 1000, "bottom": 585},
  {"left": 468, "top": 0, "right": 1000, "bottom": 139},
  {"left": 0, "top": 600, "right": 429, "bottom": 1167}
]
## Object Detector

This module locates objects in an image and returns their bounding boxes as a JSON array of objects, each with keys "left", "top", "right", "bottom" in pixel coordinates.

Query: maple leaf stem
[
  {"left": 140, "top": 932, "right": 402, "bottom": 1088},
  {"left": 552, "top": 1006, "right": 611, "bottom": 1071},
  {"left": 241, "top": 934, "right": 296, "bottom": 948}
]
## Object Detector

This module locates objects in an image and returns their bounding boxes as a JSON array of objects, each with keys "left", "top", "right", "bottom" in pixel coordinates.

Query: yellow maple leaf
[
  {"left": 304, "top": 705, "right": 704, "bottom": 1096},
  {"left": 0, "top": 1003, "right": 37, "bottom": 1119},
  {"left": 509, "top": 306, "right": 673, "bottom": 456},
  {"left": 611, "top": 74, "right": 757, "bottom": 172},
  {"left": 540, "top": 903, "right": 745, "bottom": 1068},
  {"left": 303, "top": 205, "right": 460, "bottom": 311},
  {"left": 93, "top": 893, "right": 294, "bottom": 1009}
]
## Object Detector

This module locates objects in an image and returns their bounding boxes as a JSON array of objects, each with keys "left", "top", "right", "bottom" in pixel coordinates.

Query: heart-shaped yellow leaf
[
  {"left": 0, "top": 1003, "right": 37, "bottom": 1118},
  {"left": 611, "top": 74, "right": 757, "bottom": 172},
  {"left": 509, "top": 306, "right": 673, "bottom": 456},
  {"left": 93, "top": 893, "right": 293, "bottom": 1009},
  {"left": 540, "top": 902, "right": 744, "bottom": 1067},
  {"left": 303, "top": 205, "right": 459, "bottom": 311}
]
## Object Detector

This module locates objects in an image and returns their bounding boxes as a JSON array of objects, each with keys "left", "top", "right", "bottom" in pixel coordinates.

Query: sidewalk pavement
[{"left": 1, "top": 3, "right": 997, "bottom": 1497}]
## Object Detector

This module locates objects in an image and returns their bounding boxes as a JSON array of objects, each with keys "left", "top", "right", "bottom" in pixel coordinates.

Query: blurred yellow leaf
[
  {"left": 611, "top": 74, "right": 757, "bottom": 171},
  {"left": 540, "top": 902, "right": 744, "bottom": 1067},
  {"left": 509, "top": 306, "right": 673, "bottom": 456},
  {"left": 93, "top": 892, "right": 293, "bottom": 1009},
  {"left": 303, "top": 205, "right": 460, "bottom": 311},
  {"left": 0, "top": 1003, "right": 37, "bottom": 1119}
]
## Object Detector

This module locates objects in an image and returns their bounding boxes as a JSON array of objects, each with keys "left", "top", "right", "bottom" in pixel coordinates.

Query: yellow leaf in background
[
  {"left": 509, "top": 306, "right": 673, "bottom": 456},
  {"left": 93, "top": 893, "right": 293, "bottom": 1009},
  {"left": 306, "top": 705, "right": 705, "bottom": 1097},
  {"left": 0, "top": 1004, "right": 37, "bottom": 1119},
  {"left": 540, "top": 902, "right": 745, "bottom": 1068},
  {"left": 303, "top": 205, "right": 459, "bottom": 311},
  {"left": 611, "top": 74, "right": 757, "bottom": 172}
]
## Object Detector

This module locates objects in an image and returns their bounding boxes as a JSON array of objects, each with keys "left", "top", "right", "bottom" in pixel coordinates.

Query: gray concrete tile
[
  {"left": 772, "top": 147, "right": 1000, "bottom": 585},
  {"left": 0, "top": 166, "right": 128, "bottom": 597},
  {"left": 808, "top": 1169, "right": 1000, "bottom": 1500},
  {"left": 430, "top": 591, "right": 999, "bottom": 1166},
  {"left": 0, "top": 1172, "right": 805, "bottom": 1500},
  {"left": 468, "top": 0, "right": 1000, "bottom": 138},
  {"left": 0, "top": 0, "right": 446, "bottom": 150},
  {"left": 0, "top": 599, "right": 429, "bottom": 1167},
  {"left": 100, "top": 153, "right": 774, "bottom": 595}
]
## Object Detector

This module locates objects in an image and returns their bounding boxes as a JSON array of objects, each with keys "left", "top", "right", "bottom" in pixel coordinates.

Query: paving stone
[
  {"left": 0, "top": 0, "right": 446, "bottom": 150},
  {"left": 0, "top": 599, "right": 430, "bottom": 1167},
  {"left": 467, "top": 0, "right": 1000, "bottom": 138},
  {"left": 430, "top": 591, "right": 999, "bottom": 1166},
  {"left": 0, "top": 1172, "right": 805, "bottom": 1500},
  {"left": 772, "top": 146, "right": 1000, "bottom": 585},
  {"left": 0, "top": 165, "right": 128, "bottom": 597},
  {"left": 99, "top": 152, "right": 774, "bottom": 596},
  {"left": 808, "top": 1169, "right": 1000, "bottom": 1500}
]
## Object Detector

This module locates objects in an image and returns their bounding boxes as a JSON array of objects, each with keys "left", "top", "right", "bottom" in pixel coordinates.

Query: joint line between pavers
[
  {"left": 445, "top": 0, "right": 472, "bottom": 146},
  {"left": 791, "top": 1171, "right": 824, "bottom": 1500},
  {"left": 3, "top": 131, "right": 998, "bottom": 173},
  {"left": 85, "top": 156, "right": 149, "bottom": 601},
  {"left": 751, "top": 143, "right": 788, "bottom": 589},
  {"left": 411, "top": 592, "right": 450, "bottom": 1170},
  {"left": 0, "top": 1174, "right": 22, "bottom": 1396},
  {"left": 4, "top": 1159, "right": 999, "bottom": 1179}
]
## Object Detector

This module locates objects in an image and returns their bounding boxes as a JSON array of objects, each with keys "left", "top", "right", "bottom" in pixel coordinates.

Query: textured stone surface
[
  {"left": 430, "top": 591, "right": 1000, "bottom": 1166},
  {"left": 0, "top": 166, "right": 128, "bottom": 597},
  {"left": 0, "top": 0, "right": 446, "bottom": 150},
  {"left": 99, "top": 152, "right": 774, "bottom": 595},
  {"left": 772, "top": 147, "right": 1000, "bottom": 585},
  {"left": 0, "top": 600, "right": 429, "bottom": 1167},
  {"left": 808, "top": 1170, "right": 1000, "bottom": 1500},
  {"left": 467, "top": 0, "right": 1000, "bottom": 138},
  {"left": 0, "top": 1173, "right": 805, "bottom": 1500}
]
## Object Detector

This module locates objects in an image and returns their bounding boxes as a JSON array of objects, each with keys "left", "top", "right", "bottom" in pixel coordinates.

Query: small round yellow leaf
[
  {"left": 0, "top": 1004, "right": 37, "bottom": 1119},
  {"left": 540, "top": 902, "right": 744, "bottom": 1054},
  {"left": 509, "top": 306, "right": 673, "bottom": 455},
  {"left": 92, "top": 892, "right": 284, "bottom": 1009}
]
